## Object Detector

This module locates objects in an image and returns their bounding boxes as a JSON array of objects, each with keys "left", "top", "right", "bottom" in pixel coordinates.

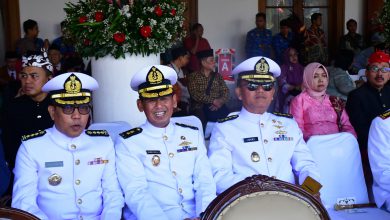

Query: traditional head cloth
[
  {"left": 22, "top": 52, "right": 53, "bottom": 73},
  {"left": 131, "top": 65, "right": 177, "bottom": 99},
  {"left": 368, "top": 51, "right": 390, "bottom": 65},
  {"left": 232, "top": 56, "right": 281, "bottom": 84},
  {"left": 303, "top": 62, "right": 328, "bottom": 97},
  {"left": 42, "top": 72, "right": 98, "bottom": 105}
]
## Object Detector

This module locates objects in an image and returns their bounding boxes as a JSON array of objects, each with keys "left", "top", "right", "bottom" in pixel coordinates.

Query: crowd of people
[{"left": 0, "top": 10, "right": 389, "bottom": 219}]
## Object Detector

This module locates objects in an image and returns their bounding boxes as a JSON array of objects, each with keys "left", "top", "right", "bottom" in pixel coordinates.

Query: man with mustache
[
  {"left": 115, "top": 65, "right": 216, "bottom": 220},
  {"left": 12, "top": 72, "right": 124, "bottom": 219},
  {"left": 2, "top": 53, "right": 53, "bottom": 171},
  {"left": 346, "top": 50, "right": 390, "bottom": 193},
  {"left": 208, "top": 57, "right": 321, "bottom": 196}
]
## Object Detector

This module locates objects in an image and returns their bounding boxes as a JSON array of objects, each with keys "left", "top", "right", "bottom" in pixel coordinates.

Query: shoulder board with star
[
  {"left": 379, "top": 109, "right": 390, "bottom": 120},
  {"left": 272, "top": 112, "right": 293, "bottom": 118},
  {"left": 21, "top": 130, "right": 46, "bottom": 141},
  {"left": 119, "top": 127, "right": 143, "bottom": 139},
  {"left": 175, "top": 122, "right": 199, "bottom": 130},
  {"left": 217, "top": 115, "right": 239, "bottom": 123},
  {"left": 85, "top": 130, "right": 109, "bottom": 137}
]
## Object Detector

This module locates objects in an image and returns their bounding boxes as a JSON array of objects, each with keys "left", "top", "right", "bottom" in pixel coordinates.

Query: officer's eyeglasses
[
  {"left": 60, "top": 104, "right": 91, "bottom": 115},
  {"left": 368, "top": 66, "right": 390, "bottom": 73},
  {"left": 19, "top": 72, "right": 40, "bottom": 80},
  {"left": 245, "top": 83, "right": 274, "bottom": 92}
]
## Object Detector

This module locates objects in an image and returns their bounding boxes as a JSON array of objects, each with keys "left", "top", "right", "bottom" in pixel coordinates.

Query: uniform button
[
  {"left": 37, "top": 115, "right": 42, "bottom": 119},
  {"left": 163, "top": 135, "right": 168, "bottom": 141},
  {"left": 71, "top": 144, "right": 77, "bottom": 149},
  {"left": 178, "top": 188, "right": 182, "bottom": 193},
  {"left": 172, "top": 171, "right": 177, "bottom": 176},
  {"left": 75, "top": 179, "right": 81, "bottom": 185},
  {"left": 169, "top": 153, "right": 174, "bottom": 158},
  {"left": 77, "top": 198, "right": 82, "bottom": 204},
  {"left": 268, "top": 157, "right": 272, "bottom": 162},
  {"left": 264, "top": 139, "right": 268, "bottom": 144},
  {"left": 260, "top": 123, "right": 264, "bottom": 127},
  {"left": 75, "top": 159, "right": 80, "bottom": 165},
  {"left": 383, "top": 104, "right": 386, "bottom": 108}
]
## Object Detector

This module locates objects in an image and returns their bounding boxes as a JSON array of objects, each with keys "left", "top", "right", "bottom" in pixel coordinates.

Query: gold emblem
[
  {"left": 179, "top": 141, "right": 192, "bottom": 146},
  {"left": 273, "top": 125, "right": 284, "bottom": 129},
  {"left": 255, "top": 58, "right": 269, "bottom": 75},
  {"left": 152, "top": 155, "right": 160, "bottom": 166},
  {"left": 48, "top": 173, "right": 62, "bottom": 186},
  {"left": 251, "top": 152, "right": 260, "bottom": 162},
  {"left": 276, "top": 130, "right": 287, "bottom": 135},
  {"left": 147, "top": 66, "right": 163, "bottom": 85},
  {"left": 64, "top": 75, "right": 82, "bottom": 94}
]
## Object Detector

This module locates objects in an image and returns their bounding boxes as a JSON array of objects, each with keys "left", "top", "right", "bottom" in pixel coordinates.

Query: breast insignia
[
  {"left": 379, "top": 109, "right": 390, "bottom": 120},
  {"left": 85, "top": 130, "right": 109, "bottom": 136},
  {"left": 272, "top": 112, "right": 293, "bottom": 118},
  {"left": 21, "top": 130, "right": 46, "bottom": 141},
  {"left": 217, "top": 115, "right": 239, "bottom": 123},
  {"left": 175, "top": 122, "right": 199, "bottom": 130},
  {"left": 119, "top": 127, "right": 143, "bottom": 139}
]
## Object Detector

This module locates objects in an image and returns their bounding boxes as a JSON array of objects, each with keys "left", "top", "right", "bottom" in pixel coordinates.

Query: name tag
[
  {"left": 45, "top": 161, "right": 63, "bottom": 168},
  {"left": 243, "top": 137, "right": 259, "bottom": 143},
  {"left": 146, "top": 150, "right": 161, "bottom": 154}
]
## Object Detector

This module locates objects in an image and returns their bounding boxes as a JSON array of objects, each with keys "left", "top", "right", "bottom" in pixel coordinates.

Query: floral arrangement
[
  {"left": 377, "top": 0, "right": 390, "bottom": 46},
  {"left": 64, "top": 0, "right": 186, "bottom": 58}
]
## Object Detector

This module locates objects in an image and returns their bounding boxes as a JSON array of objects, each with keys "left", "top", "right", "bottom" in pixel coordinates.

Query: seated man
[
  {"left": 115, "top": 65, "right": 216, "bottom": 220},
  {"left": 368, "top": 109, "right": 390, "bottom": 212},
  {"left": 12, "top": 72, "right": 124, "bottom": 219},
  {"left": 208, "top": 56, "right": 321, "bottom": 195}
]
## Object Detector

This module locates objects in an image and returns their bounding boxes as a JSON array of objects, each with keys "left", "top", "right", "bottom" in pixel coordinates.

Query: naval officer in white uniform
[
  {"left": 115, "top": 65, "right": 216, "bottom": 220},
  {"left": 12, "top": 72, "right": 124, "bottom": 219},
  {"left": 368, "top": 109, "right": 390, "bottom": 212},
  {"left": 208, "top": 57, "right": 321, "bottom": 195}
]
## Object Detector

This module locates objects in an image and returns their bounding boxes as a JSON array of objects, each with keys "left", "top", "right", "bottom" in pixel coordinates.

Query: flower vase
[{"left": 91, "top": 54, "right": 160, "bottom": 127}]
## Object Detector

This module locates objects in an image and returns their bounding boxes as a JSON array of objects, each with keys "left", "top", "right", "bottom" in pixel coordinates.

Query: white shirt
[
  {"left": 368, "top": 110, "right": 390, "bottom": 211},
  {"left": 115, "top": 120, "right": 216, "bottom": 220},
  {"left": 208, "top": 107, "right": 321, "bottom": 194},
  {"left": 12, "top": 126, "right": 124, "bottom": 220}
]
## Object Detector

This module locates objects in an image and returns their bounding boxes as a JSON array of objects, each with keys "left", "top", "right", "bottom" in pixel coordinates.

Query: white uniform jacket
[
  {"left": 12, "top": 126, "right": 124, "bottom": 220},
  {"left": 368, "top": 110, "right": 390, "bottom": 212},
  {"left": 115, "top": 120, "right": 216, "bottom": 220},
  {"left": 208, "top": 108, "right": 321, "bottom": 194}
]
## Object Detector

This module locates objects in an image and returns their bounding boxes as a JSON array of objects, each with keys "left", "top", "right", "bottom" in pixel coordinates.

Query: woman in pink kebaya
[{"left": 290, "top": 62, "right": 356, "bottom": 141}]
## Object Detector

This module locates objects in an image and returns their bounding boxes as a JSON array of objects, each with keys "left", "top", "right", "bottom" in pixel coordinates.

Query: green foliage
[
  {"left": 378, "top": 0, "right": 390, "bottom": 46},
  {"left": 64, "top": 0, "right": 186, "bottom": 59}
]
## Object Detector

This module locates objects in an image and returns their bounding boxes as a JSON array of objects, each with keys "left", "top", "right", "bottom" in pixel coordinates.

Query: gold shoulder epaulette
[
  {"left": 119, "top": 127, "right": 143, "bottom": 139},
  {"left": 379, "top": 109, "right": 390, "bottom": 120},
  {"left": 21, "top": 130, "right": 46, "bottom": 141},
  {"left": 217, "top": 115, "right": 239, "bottom": 123},
  {"left": 85, "top": 130, "right": 109, "bottom": 136},
  {"left": 273, "top": 112, "right": 293, "bottom": 118},
  {"left": 175, "top": 122, "right": 199, "bottom": 130}
]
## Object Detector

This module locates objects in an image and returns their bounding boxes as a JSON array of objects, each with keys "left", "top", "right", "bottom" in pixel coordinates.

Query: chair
[
  {"left": 88, "top": 121, "right": 132, "bottom": 142},
  {"left": 307, "top": 132, "right": 390, "bottom": 219},
  {"left": 201, "top": 174, "right": 330, "bottom": 220},
  {"left": 0, "top": 207, "right": 39, "bottom": 220}
]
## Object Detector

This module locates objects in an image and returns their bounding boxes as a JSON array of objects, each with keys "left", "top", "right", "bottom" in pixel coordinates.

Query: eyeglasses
[
  {"left": 245, "top": 83, "right": 274, "bottom": 92},
  {"left": 59, "top": 104, "right": 91, "bottom": 115},
  {"left": 368, "top": 66, "right": 390, "bottom": 73}
]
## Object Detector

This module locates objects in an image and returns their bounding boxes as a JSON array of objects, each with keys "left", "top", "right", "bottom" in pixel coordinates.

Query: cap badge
[
  {"left": 64, "top": 74, "right": 82, "bottom": 94},
  {"left": 48, "top": 173, "right": 62, "bottom": 186},
  {"left": 255, "top": 58, "right": 269, "bottom": 74},
  {"left": 147, "top": 66, "right": 164, "bottom": 85}
]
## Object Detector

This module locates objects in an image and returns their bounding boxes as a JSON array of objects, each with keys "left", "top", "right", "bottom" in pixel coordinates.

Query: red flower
[
  {"left": 154, "top": 5, "right": 163, "bottom": 17},
  {"left": 170, "top": 9, "right": 176, "bottom": 16},
  {"left": 79, "top": 16, "right": 88, "bottom": 23},
  {"left": 83, "top": 39, "right": 91, "bottom": 45},
  {"left": 140, "top": 26, "right": 152, "bottom": 38},
  {"left": 94, "top": 11, "right": 104, "bottom": 22},
  {"left": 113, "top": 32, "right": 126, "bottom": 43}
]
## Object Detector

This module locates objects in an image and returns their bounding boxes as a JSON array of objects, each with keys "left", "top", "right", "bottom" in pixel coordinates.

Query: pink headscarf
[{"left": 303, "top": 62, "right": 328, "bottom": 97}]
